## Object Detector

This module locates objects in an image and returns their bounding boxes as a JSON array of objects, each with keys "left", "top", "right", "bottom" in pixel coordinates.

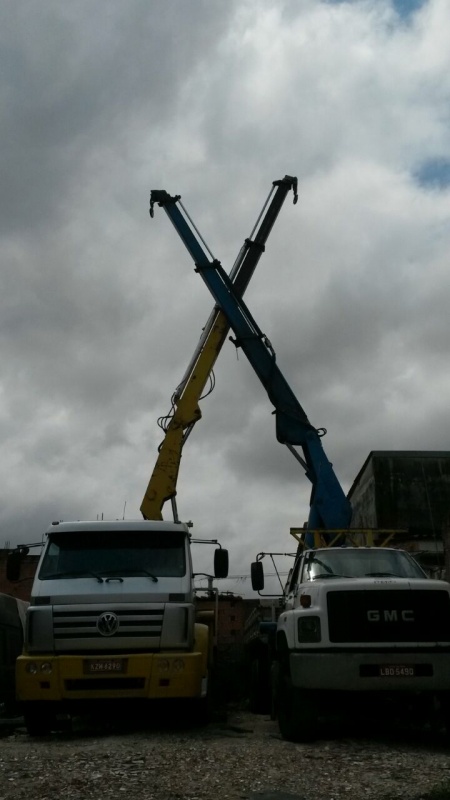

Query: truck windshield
[
  {"left": 305, "top": 549, "right": 426, "bottom": 581},
  {"left": 38, "top": 531, "right": 186, "bottom": 580}
]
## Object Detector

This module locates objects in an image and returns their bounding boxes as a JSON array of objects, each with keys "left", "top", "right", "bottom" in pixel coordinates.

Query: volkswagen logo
[{"left": 96, "top": 611, "right": 120, "bottom": 637}]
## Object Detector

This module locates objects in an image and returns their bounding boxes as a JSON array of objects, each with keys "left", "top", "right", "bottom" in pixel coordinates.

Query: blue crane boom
[
  {"left": 150, "top": 182, "right": 352, "bottom": 531},
  {"left": 144, "top": 176, "right": 298, "bottom": 520}
]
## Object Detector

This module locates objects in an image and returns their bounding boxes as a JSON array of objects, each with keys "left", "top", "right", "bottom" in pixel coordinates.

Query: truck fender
[
  {"left": 194, "top": 622, "right": 210, "bottom": 673},
  {"left": 276, "top": 631, "right": 290, "bottom": 676}
]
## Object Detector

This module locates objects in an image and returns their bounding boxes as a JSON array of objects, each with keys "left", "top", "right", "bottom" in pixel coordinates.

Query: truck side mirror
[
  {"left": 6, "top": 548, "right": 28, "bottom": 582},
  {"left": 251, "top": 561, "right": 264, "bottom": 591},
  {"left": 214, "top": 548, "right": 229, "bottom": 579}
]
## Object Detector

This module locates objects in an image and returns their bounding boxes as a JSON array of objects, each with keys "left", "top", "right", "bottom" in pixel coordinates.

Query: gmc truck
[{"left": 252, "top": 534, "right": 450, "bottom": 740}]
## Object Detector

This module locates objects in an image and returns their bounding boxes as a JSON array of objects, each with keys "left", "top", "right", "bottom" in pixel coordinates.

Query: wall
[
  {"left": 348, "top": 451, "right": 450, "bottom": 578},
  {"left": 0, "top": 550, "right": 39, "bottom": 602},
  {"left": 196, "top": 594, "right": 260, "bottom": 700}
]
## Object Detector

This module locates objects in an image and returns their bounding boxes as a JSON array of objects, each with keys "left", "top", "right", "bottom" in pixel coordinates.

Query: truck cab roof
[{"left": 45, "top": 519, "right": 191, "bottom": 535}]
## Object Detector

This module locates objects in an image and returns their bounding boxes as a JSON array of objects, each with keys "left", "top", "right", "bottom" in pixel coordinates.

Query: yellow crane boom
[{"left": 141, "top": 176, "right": 298, "bottom": 521}]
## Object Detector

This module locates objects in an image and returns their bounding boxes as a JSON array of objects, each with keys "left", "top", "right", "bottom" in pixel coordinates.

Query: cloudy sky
[{"left": 2, "top": 0, "right": 450, "bottom": 596}]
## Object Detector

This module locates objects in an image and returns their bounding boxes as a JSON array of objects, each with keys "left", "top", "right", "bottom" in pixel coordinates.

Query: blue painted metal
[{"left": 150, "top": 180, "right": 352, "bottom": 531}]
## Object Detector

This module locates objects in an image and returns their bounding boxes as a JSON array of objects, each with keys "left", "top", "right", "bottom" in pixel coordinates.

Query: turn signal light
[{"left": 300, "top": 594, "right": 312, "bottom": 608}]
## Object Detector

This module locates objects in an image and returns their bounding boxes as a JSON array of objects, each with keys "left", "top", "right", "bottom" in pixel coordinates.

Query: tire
[
  {"left": 270, "top": 660, "right": 279, "bottom": 721},
  {"left": 193, "top": 695, "right": 210, "bottom": 726},
  {"left": 24, "top": 709, "right": 53, "bottom": 737},
  {"left": 439, "top": 692, "right": 450, "bottom": 735},
  {"left": 191, "top": 671, "right": 213, "bottom": 726},
  {"left": 277, "top": 674, "right": 318, "bottom": 742},
  {"left": 249, "top": 658, "right": 270, "bottom": 715}
]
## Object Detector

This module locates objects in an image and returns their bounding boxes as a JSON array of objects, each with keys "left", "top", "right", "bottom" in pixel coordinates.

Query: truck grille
[
  {"left": 327, "top": 589, "right": 450, "bottom": 643},
  {"left": 52, "top": 604, "right": 164, "bottom": 652}
]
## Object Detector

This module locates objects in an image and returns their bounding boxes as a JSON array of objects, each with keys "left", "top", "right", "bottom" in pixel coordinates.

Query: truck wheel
[
  {"left": 249, "top": 658, "right": 269, "bottom": 714},
  {"left": 277, "top": 675, "right": 317, "bottom": 742},
  {"left": 24, "top": 709, "right": 53, "bottom": 737},
  {"left": 270, "top": 660, "right": 280, "bottom": 720},
  {"left": 193, "top": 695, "right": 210, "bottom": 726},
  {"left": 439, "top": 692, "right": 450, "bottom": 734}
]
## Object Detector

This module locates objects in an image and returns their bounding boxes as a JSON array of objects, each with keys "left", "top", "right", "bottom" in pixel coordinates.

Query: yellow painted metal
[
  {"left": 140, "top": 310, "right": 231, "bottom": 520},
  {"left": 290, "top": 528, "right": 409, "bottom": 549},
  {"left": 16, "top": 645, "right": 209, "bottom": 703},
  {"left": 141, "top": 177, "right": 298, "bottom": 521},
  {"left": 193, "top": 622, "right": 209, "bottom": 674}
]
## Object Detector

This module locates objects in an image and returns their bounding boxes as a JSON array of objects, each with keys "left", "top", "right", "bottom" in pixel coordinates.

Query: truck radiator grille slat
[
  {"left": 327, "top": 589, "right": 450, "bottom": 643},
  {"left": 54, "top": 610, "right": 162, "bottom": 618},
  {"left": 55, "top": 631, "right": 161, "bottom": 639},
  {"left": 54, "top": 620, "right": 162, "bottom": 625},
  {"left": 54, "top": 624, "right": 161, "bottom": 633},
  {"left": 52, "top": 607, "right": 164, "bottom": 647}
]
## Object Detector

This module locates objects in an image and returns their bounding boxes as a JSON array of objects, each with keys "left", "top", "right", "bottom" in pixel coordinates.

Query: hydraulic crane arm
[
  {"left": 141, "top": 176, "right": 298, "bottom": 521},
  {"left": 150, "top": 185, "right": 352, "bottom": 531}
]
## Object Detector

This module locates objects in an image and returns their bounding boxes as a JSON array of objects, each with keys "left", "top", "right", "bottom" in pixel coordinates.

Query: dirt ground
[{"left": 1, "top": 707, "right": 450, "bottom": 800}]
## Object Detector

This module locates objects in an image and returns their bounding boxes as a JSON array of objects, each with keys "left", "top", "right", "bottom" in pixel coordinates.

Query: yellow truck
[{"left": 9, "top": 519, "right": 227, "bottom": 735}]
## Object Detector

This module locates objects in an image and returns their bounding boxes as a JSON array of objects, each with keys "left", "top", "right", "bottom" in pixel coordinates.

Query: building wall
[
  {"left": 0, "top": 550, "right": 39, "bottom": 602},
  {"left": 348, "top": 452, "right": 450, "bottom": 578},
  {"left": 196, "top": 594, "right": 259, "bottom": 646},
  {"left": 349, "top": 451, "right": 450, "bottom": 537},
  {"left": 196, "top": 594, "right": 260, "bottom": 701}
]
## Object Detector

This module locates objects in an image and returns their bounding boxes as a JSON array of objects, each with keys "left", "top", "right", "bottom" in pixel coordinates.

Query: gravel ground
[{"left": 1, "top": 709, "right": 450, "bottom": 800}]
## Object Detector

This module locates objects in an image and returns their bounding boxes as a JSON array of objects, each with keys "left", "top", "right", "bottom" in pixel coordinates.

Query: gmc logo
[{"left": 367, "top": 609, "right": 414, "bottom": 622}]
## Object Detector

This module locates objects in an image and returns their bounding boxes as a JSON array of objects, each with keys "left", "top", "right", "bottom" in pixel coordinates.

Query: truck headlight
[
  {"left": 25, "top": 661, "right": 53, "bottom": 674},
  {"left": 297, "top": 616, "right": 321, "bottom": 643}
]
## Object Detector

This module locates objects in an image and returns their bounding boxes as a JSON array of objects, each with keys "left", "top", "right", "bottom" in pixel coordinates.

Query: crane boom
[
  {"left": 141, "top": 176, "right": 298, "bottom": 520},
  {"left": 150, "top": 184, "right": 352, "bottom": 531}
]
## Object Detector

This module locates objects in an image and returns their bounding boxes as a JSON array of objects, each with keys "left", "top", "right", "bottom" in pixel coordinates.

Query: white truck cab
[
  {"left": 252, "top": 543, "right": 450, "bottom": 740},
  {"left": 9, "top": 519, "right": 228, "bottom": 735}
]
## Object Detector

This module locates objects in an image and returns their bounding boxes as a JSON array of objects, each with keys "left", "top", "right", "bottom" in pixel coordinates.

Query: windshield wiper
[
  {"left": 101, "top": 569, "right": 158, "bottom": 582},
  {"left": 364, "top": 572, "right": 404, "bottom": 577},
  {"left": 41, "top": 570, "right": 104, "bottom": 583},
  {"left": 312, "top": 573, "right": 354, "bottom": 580}
]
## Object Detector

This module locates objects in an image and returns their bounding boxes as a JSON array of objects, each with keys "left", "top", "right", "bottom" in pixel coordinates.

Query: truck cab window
[
  {"left": 39, "top": 531, "right": 187, "bottom": 579},
  {"left": 303, "top": 548, "right": 425, "bottom": 581}
]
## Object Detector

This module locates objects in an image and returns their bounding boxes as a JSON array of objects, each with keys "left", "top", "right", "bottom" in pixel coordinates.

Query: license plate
[
  {"left": 84, "top": 659, "right": 127, "bottom": 674},
  {"left": 379, "top": 664, "right": 415, "bottom": 677}
]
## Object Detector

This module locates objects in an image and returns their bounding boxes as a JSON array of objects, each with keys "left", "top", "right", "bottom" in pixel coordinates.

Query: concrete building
[{"left": 0, "top": 550, "right": 39, "bottom": 603}]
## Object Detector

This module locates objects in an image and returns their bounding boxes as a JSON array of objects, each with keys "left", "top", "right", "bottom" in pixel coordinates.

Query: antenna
[{"left": 123, "top": 500, "right": 127, "bottom": 520}]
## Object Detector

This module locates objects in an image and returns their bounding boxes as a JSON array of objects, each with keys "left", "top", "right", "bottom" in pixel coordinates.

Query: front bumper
[
  {"left": 16, "top": 651, "right": 207, "bottom": 703},
  {"left": 290, "top": 650, "right": 450, "bottom": 691}
]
